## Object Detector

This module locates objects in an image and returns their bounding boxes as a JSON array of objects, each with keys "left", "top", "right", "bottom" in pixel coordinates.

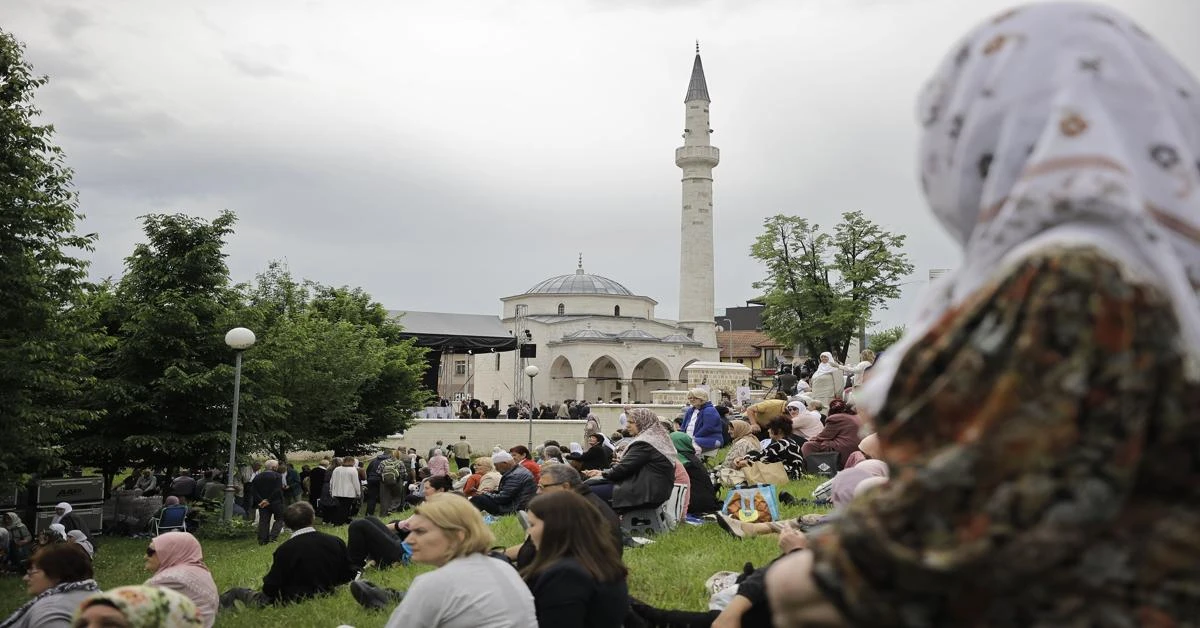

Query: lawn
[{"left": 0, "top": 476, "right": 828, "bottom": 628}]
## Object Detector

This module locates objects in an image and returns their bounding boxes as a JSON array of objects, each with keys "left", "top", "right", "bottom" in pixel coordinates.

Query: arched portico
[
  {"left": 631, "top": 357, "right": 671, "bottom": 403},
  {"left": 548, "top": 355, "right": 575, "bottom": 407},
  {"left": 587, "top": 355, "right": 624, "bottom": 403}
]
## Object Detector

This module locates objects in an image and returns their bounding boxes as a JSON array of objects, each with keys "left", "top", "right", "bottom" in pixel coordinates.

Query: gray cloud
[{"left": 5, "top": 0, "right": 1199, "bottom": 330}]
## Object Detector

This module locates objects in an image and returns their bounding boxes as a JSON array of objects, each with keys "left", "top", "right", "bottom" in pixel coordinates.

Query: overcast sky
[{"left": 8, "top": 0, "right": 1199, "bottom": 329}]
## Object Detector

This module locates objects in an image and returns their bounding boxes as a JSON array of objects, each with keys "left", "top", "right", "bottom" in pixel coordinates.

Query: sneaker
[
  {"left": 684, "top": 514, "right": 705, "bottom": 526},
  {"left": 715, "top": 512, "right": 745, "bottom": 540},
  {"left": 350, "top": 580, "right": 404, "bottom": 611}
]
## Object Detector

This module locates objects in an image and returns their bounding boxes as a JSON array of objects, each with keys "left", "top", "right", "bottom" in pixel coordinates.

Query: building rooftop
[
  {"left": 525, "top": 262, "right": 634, "bottom": 296},
  {"left": 685, "top": 53, "right": 710, "bottom": 103}
]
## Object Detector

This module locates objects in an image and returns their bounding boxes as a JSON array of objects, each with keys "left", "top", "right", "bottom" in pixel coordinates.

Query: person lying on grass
[{"left": 346, "top": 474, "right": 452, "bottom": 570}]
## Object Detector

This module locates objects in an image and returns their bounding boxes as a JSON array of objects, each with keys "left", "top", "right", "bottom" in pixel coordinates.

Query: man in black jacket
[
  {"left": 468, "top": 452, "right": 535, "bottom": 515},
  {"left": 250, "top": 460, "right": 285, "bottom": 545},
  {"left": 219, "top": 502, "right": 356, "bottom": 609}
]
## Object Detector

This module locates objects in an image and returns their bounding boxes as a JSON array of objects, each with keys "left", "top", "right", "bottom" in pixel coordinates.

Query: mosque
[{"left": 399, "top": 48, "right": 724, "bottom": 408}]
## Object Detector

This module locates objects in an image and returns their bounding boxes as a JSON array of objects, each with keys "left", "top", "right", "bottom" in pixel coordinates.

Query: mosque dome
[{"left": 525, "top": 262, "right": 633, "bottom": 296}]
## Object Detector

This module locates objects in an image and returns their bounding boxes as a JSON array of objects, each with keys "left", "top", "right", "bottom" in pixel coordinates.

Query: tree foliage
[
  {"left": 0, "top": 31, "right": 104, "bottom": 487},
  {"left": 868, "top": 325, "right": 906, "bottom": 353},
  {"left": 235, "top": 264, "right": 430, "bottom": 460},
  {"left": 751, "top": 211, "right": 914, "bottom": 361},
  {"left": 68, "top": 212, "right": 242, "bottom": 473}
]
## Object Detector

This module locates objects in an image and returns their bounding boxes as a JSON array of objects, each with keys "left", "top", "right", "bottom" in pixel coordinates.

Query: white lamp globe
[
  {"left": 524, "top": 365, "right": 540, "bottom": 378},
  {"left": 225, "top": 327, "right": 256, "bottom": 350}
]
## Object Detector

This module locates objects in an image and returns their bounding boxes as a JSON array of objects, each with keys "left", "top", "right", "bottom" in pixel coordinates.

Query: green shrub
[{"left": 195, "top": 517, "right": 257, "bottom": 541}]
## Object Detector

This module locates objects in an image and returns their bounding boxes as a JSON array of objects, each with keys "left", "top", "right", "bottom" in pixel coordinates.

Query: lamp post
[
  {"left": 524, "top": 365, "right": 540, "bottom": 451},
  {"left": 223, "top": 327, "right": 256, "bottom": 522},
  {"left": 719, "top": 317, "right": 734, "bottom": 363}
]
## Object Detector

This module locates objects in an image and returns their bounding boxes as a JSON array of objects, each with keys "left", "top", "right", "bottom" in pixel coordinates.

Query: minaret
[{"left": 676, "top": 43, "right": 719, "bottom": 349}]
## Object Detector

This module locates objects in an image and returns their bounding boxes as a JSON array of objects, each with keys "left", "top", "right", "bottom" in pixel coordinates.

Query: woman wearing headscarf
[
  {"left": 582, "top": 408, "right": 676, "bottom": 513},
  {"left": 2, "top": 513, "right": 33, "bottom": 568},
  {"left": 718, "top": 420, "right": 762, "bottom": 487},
  {"left": 578, "top": 434, "right": 611, "bottom": 471},
  {"left": 767, "top": 5, "right": 1200, "bottom": 626},
  {"left": 50, "top": 503, "right": 89, "bottom": 540},
  {"left": 1, "top": 542, "right": 98, "bottom": 628},
  {"left": 807, "top": 352, "right": 843, "bottom": 408},
  {"left": 65, "top": 531, "right": 94, "bottom": 560},
  {"left": 74, "top": 585, "right": 201, "bottom": 628},
  {"left": 669, "top": 432, "right": 720, "bottom": 517},
  {"left": 583, "top": 414, "right": 601, "bottom": 441},
  {"left": 144, "top": 532, "right": 218, "bottom": 628}
]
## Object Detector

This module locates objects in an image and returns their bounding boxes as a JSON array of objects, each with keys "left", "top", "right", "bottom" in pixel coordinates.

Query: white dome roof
[{"left": 525, "top": 265, "right": 633, "bottom": 296}]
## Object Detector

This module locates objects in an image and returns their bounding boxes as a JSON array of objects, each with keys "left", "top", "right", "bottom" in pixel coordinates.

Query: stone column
[
  {"left": 620, "top": 379, "right": 632, "bottom": 404},
  {"left": 575, "top": 379, "right": 587, "bottom": 403}
]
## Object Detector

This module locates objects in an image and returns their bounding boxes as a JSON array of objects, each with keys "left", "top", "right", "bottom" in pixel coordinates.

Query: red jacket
[{"left": 520, "top": 458, "right": 541, "bottom": 484}]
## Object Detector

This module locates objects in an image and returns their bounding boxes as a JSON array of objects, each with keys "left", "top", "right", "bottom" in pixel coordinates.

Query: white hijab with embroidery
[{"left": 863, "top": 2, "right": 1200, "bottom": 414}]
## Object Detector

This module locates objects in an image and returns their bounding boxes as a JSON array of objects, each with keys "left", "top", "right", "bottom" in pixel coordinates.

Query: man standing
[
  {"left": 449, "top": 435, "right": 472, "bottom": 471},
  {"left": 219, "top": 502, "right": 356, "bottom": 608},
  {"left": 468, "top": 452, "right": 535, "bottom": 516},
  {"left": 364, "top": 449, "right": 391, "bottom": 517},
  {"left": 251, "top": 460, "right": 286, "bottom": 545}
]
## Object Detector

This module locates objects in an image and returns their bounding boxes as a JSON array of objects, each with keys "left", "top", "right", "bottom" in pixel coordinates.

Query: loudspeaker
[{"left": 520, "top": 344, "right": 537, "bottom": 358}]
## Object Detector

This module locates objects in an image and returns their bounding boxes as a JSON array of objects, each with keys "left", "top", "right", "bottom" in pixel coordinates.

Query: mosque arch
[
  {"left": 678, "top": 358, "right": 700, "bottom": 385},
  {"left": 631, "top": 357, "right": 670, "bottom": 403},
  {"left": 586, "top": 355, "right": 624, "bottom": 403},
  {"left": 549, "top": 355, "right": 575, "bottom": 405}
]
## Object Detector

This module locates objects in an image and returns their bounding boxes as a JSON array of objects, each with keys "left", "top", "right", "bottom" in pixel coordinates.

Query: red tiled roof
[{"left": 716, "top": 330, "right": 786, "bottom": 359}]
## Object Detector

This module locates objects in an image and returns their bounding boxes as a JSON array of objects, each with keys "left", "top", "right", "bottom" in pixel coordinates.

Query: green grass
[{"left": 0, "top": 477, "right": 828, "bottom": 627}]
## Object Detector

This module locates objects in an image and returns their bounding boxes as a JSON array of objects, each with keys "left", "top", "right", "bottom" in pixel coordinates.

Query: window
[
  {"left": 762, "top": 348, "right": 778, "bottom": 366},
  {"left": 454, "top": 360, "right": 467, "bottom": 376},
  {"left": 557, "top": 303, "right": 565, "bottom": 315},
  {"left": 613, "top": 305, "right": 620, "bottom": 316}
]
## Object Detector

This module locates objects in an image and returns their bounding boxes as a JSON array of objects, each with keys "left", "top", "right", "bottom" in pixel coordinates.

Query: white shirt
[{"left": 385, "top": 553, "right": 536, "bottom": 628}]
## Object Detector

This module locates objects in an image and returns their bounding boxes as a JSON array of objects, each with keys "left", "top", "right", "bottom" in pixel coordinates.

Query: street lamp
[
  {"left": 524, "top": 365, "right": 540, "bottom": 451},
  {"left": 719, "top": 318, "right": 734, "bottom": 363},
  {"left": 223, "top": 327, "right": 256, "bottom": 522}
]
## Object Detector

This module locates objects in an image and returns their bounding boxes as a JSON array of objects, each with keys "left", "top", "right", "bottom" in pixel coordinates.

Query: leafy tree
[
  {"left": 751, "top": 211, "right": 913, "bottom": 361},
  {"left": 868, "top": 325, "right": 906, "bottom": 353},
  {"left": 0, "top": 31, "right": 105, "bottom": 487},
  {"left": 69, "top": 212, "right": 242, "bottom": 474},
  {"left": 234, "top": 264, "right": 430, "bottom": 459}
]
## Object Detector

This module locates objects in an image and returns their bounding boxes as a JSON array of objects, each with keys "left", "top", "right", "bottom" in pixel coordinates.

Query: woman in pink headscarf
[{"left": 143, "top": 531, "right": 218, "bottom": 628}]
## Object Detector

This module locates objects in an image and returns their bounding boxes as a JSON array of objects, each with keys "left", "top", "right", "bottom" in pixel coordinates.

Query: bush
[{"left": 195, "top": 517, "right": 256, "bottom": 541}]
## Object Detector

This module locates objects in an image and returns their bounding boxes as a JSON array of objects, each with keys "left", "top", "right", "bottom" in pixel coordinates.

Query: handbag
[{"left": 742, "top": 461, "right": 789, "bottom": 486}]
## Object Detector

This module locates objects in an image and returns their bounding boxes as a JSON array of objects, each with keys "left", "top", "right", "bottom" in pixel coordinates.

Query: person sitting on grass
[
  {"left": 2, "top": 513, "right": 33, "bottom": 571},
  {"left": 74, "top": 585, "right": 201, "bottom": 628},
  {"left": 582, "top": 408, "right": 675, "bottom": 514},
  {"left": 505, "top": 464, "right": 622, "bottom": 568},
  {"left": 799, "top": 406, "right": 862, "bottom": 472},
  {"left": 522, "top": 491, "right": 629, "bottom": 628},
  {"left": 468, "top": 451, "right": 536, "bottom": 516},
  {"left": 450, "top": 467, "right": 473, "bottom": 493},
  {"left": 467, "top": 456, "right": 502, "bottom": 497},
  {"left": 353, "top": 494, "right": 538, "bottom": 626},
  {"left": 143, "top": 532, "right": 218, "bottom": 628},
  {"left": 841, "top": 433, "right": 881, "bottom": 470},
  {"left": 346, "top": 475, "right": 453, "bottom": 570},
  {"left": 577, "top": 434, "right": 611, "bottom": 471},
  {"left": 50, "top": 502, "right": 90, "bottom": 541},
  {"left": 218, "top": 502, "right": 355, "bottom": 610},
  {"left": 64, "top": 531, "right": 94, "bottom": 560},
  {"left": 509, "top": 446, "right": 541, "bottom": 484},
  {"left": 1, "top": 542, "right": 98, "bottom": 628},
  {"left": 731, "top": 417, "right": 806, "bottom": 480},
  {"left": 718, "top": 420, "right": 762, "bottom": 487}
]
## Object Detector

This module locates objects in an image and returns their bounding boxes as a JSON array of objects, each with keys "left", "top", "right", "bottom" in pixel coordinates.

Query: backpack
[{"left": 380, "top": 458, "right": 405, "bottom": 486}]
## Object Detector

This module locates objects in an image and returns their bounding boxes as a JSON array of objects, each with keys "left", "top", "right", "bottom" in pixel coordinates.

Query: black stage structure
[{"left": 390, "top": 310, "right": 518, "bottom": 400}]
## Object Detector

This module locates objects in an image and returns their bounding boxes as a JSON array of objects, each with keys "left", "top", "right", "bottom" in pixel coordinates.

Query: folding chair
[{"left": 152, "top": 505, "right": 188, "bottom": 536}]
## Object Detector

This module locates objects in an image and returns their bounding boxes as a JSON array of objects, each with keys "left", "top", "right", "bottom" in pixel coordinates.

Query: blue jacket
[{"left": 682, "top": 402, "right": 724, "bottom": 450}]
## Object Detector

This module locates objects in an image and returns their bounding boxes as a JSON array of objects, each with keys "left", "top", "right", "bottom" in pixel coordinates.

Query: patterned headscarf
[
  {"left": 77, "top": 585, "right": 202, "bottom": 628},
  {"left": 626, "top": 408, "right": 677, "bottom": 463},
  {"left": 864, "top": 2, "right": 1200, "bottom": 414},
  {"left": 729, "top": 419, "right": 754, "bottom": 443}
]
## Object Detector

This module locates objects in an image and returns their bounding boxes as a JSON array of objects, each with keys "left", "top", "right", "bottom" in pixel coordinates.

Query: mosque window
[
  {"left": 454, "top": 360, "right": 467, "bottom": 376},
  {"left": 614, "top": 305, "right": 620, "bottom": 317},
  {"left": 557, "top": 303, "right": 565, "bottom": 315}
]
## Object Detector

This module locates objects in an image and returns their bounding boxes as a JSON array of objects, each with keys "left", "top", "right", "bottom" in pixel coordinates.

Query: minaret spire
[{"left": 676, "top": 46, "right": 719, "bottom": 350}]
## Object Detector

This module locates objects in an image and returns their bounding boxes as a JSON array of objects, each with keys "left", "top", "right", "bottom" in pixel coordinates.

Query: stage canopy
[{"left": 390, "top": 310, "right": 518, "bottom": 353}]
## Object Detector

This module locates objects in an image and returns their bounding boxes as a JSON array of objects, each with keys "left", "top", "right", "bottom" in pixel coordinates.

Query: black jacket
[
  {"left": 602, "top": 441, "right": 674, "bottom": 512},
  {"left": 251, "top": 470, "right": 285, "bottom": 506},
  {"left": 580, "top": 445, "right": 611, "bottom": 471},
  {"left": 516, "top": 484, "right": 623, "bottom": 570},
  {"left": 262, "top": 530, "right": 355, "bottom": 603},
  {"left": 527, "top": 558, "right": 628, "bottom": 628},
  {"left": 491, "top": 465, "right": 537, "bottom": 513}
]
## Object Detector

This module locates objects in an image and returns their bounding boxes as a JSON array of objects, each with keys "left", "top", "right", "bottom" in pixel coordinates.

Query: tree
[
  {"left": 751, "top": 211, "right": 914, "bottom": 361},
  {"left": 868, "top": 325, "right": 906, "bottom": 353},
  {"left": 233, "top": 264, "right": 430, "bottom": 460},
  {"left": 69, "top": 212, "right": 242, "bottom": 474},
  {"left": 0, "top": 31, "right": 104, "bottom": 487}
]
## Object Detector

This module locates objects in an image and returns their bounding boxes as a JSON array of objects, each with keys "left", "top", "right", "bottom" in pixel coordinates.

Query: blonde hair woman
[
  {"left": 383, "top": 494, "right": 536, "bottom": 627},
  {"left": 471, "top": 456, "right": 502, "bottom": 495}
]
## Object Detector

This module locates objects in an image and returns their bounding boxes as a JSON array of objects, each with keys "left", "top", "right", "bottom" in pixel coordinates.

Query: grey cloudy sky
[{"left": 8, "top": 0, "right": 1200, "bottom": 329}]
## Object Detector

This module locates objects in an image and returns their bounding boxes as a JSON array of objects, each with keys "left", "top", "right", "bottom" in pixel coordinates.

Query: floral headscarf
[
  {"left": 863, "top": 2, "right": 1200, "bottom": 414},
  {"left": 77, "top": 585, "right": 202, "bottom": 628},
  {"left": 626, "top": 408, "right": 677, "bottom": 463}
]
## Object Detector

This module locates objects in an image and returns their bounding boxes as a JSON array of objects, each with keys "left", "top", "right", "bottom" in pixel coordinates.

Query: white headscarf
[
  {"left": 568, "top": 442, "right": 584, "bottom": 455},
  {"left": 51, "top": 502, "right": 72, "bottom": 524},
  {"left": 863, "top": 2, "right": 1200, "bottom": 414},
  {"left": 66, "top": 530, "right": 95, "bottom": 558},
  {"left": 813, "top": 352, "right": 836, "bottom": 377}
]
